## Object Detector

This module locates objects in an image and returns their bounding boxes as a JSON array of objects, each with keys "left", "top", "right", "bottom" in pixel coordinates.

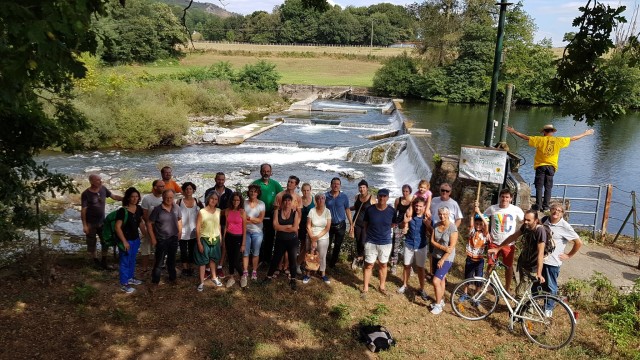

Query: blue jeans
[
  {"left": 244, "top": 231, "right": 264, "bottom": 257},
  {"left": 119, "top": 238, "right": 140, "bottom": 285},
  {"left": 542, "top": 264, "right": 560, "bottom": 310}
]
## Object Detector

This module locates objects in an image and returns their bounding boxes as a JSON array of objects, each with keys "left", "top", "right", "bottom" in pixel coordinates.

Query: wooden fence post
[{"left": 601, "top": 184, "right": 613, "bottom": 241}]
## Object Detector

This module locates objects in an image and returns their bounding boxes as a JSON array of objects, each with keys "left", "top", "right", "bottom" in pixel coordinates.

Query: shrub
[
  {"left": 372, "top": 52, "right": 420, "bottom": 97},
  {"left": 70, "top": 283, "right": 98, "bottom": 305},
  {"left": 236, "top": 60, "right": 281, "bottom": 91},
  {"left": 602, "top": 278, "right": 640, "bottom": 358}
]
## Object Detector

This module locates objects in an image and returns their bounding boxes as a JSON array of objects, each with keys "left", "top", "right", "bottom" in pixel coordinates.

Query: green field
[{"left": 124, "top": 42, "right": 414, "bottom": 87}]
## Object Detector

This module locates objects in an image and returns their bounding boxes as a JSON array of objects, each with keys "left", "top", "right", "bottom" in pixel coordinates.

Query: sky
[{"left": 203, "top": 0, "right": 636, "bottom": 47}]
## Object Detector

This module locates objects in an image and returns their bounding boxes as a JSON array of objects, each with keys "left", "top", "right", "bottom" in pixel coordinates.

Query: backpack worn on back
[
  {"left": 102, "top": 208, "right": 128, "bottom": 252},
  {"left": 358, "top": 325, "right": 396, "bottom": 352},
  {"left": 540, "top": 216, "right": 556, "bottom": 258}
]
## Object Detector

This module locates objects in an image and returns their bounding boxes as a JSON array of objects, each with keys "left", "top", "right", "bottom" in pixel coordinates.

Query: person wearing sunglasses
[{"left": 429, "top": 183, "right": 463, "bottom": 229}]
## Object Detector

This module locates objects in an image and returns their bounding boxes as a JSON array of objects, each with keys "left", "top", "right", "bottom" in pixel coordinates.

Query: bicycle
[{"left": 450, "top": 256, "right": 576, "bottom": 349}]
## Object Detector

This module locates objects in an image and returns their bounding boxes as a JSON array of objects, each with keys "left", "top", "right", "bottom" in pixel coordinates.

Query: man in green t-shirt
[{"left": 252, "top": 163, "right": 283, "bottom": 264}]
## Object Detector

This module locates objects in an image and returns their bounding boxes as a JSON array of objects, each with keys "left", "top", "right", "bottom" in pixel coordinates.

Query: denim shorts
[{"left": 244, "top": 231, "right": 263, "bottom": 257}]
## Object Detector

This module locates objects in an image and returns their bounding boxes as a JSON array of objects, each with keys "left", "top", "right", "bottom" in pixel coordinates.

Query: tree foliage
[
  {"left": 553, "top": 0, "right": 632, "bottom": 124},
  {"left": 95, "top": 0, "right": 186, "bottom": 63},
  {"left": 374, "top": 1, "right": 557, "bottom": 106},
  {"left": 0, "top": 0, "right": 111, "bottom": 241}
]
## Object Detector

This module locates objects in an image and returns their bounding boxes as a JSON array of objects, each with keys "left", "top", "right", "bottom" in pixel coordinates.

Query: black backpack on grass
[{"left": 358, "top": 325, "right": 396, "bottom": 352}]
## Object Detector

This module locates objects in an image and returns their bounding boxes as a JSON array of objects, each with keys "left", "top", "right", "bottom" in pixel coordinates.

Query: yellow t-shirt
[
  {"left": 199, "top": 208, "right": 221, "bottom": 242},
  {"left": 528, "top": 136, "right": 571, "bottom": 170}
]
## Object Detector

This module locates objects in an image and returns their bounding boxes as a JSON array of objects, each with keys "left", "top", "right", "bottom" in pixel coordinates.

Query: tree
[
  {"left": 443, "top": 0, "right": 495, "bottom": 103},
  {"left": 501, "top": 2, "right": 556, "bottom": 104},
  {"left": 96, "top": 0, "right": 186, "bottom": 63},
  {"left": 372, "top": 53, "right": 420, "bottom": 97},
  {"left": 553, "top": 0, "right": 629, "bottom": 124},
  {"left": 0, "top": 0, "right": 110, "bottom": 241},
  {"left": 317, "top": 6, "right": 362, "bottom": 44},
  {"left": 410, "top": 0, "right": 463, "bottom": 66}
]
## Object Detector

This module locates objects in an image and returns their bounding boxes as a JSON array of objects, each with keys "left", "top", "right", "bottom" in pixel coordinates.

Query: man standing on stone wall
[
  {"left": 507, "top": 124, "right": 594, "bottom": 211},
  {"left": 81, "top": 174, "right": 122, "bottom": 269}
]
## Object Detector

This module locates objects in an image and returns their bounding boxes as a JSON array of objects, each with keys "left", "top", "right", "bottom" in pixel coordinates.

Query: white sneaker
[
  {"left": 120, "top": 285, "right": 135, "bottom": 294},
  {"left": 545, "top": 309, "right": 553, "bottom": 318},
  {"left": 397, "top": 285, "right": 406, "bottom": 294},
  {"left": 197, "top": 283, "right": 204, "bottom": 292},
  {"left": 128, "top": 278, "right": 143, "bottom": 286},
  {"left": 211, "top": 278, "right": 223, "bottom": 287},
  {"left": 431, "top": 303, "right": 443, "bottom": 315},
  {"left": 226, "top": 278, "right": 236, "bottom": 288},
  {"left": 240, "top": 275, "right": 248, "bottom": 288}
]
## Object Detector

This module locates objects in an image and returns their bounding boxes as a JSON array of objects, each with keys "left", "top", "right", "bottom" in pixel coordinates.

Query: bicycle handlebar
[{"left": 488, "top": 252, "right": 509, "bottom": 270}]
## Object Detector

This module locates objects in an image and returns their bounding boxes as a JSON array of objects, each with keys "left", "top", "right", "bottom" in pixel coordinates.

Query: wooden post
[
  {"left": 601, "top": 184, "right": 613, "bottom": 241},
  {"left": 476, "top": 181, "right": 482, "bottom": 203}
]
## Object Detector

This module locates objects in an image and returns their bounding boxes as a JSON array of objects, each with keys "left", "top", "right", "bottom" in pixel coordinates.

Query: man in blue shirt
[
  {"left": 325, "top": 177, "right": 353, "bottom": 268},
  {"left": 361, "top": 188, "right": 395, "bottom": 298}
]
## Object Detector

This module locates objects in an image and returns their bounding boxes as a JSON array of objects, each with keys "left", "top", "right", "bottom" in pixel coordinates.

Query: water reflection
[{"left": 403, "top": 100, "right": 640, "bottom": 235}]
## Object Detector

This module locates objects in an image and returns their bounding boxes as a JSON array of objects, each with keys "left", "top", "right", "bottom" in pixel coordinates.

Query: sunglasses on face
[{"left": 440, "top": 189, "right": 450, "bottom": 193}]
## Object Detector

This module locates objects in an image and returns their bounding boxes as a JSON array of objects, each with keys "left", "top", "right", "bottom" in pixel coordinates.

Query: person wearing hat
[
  {"left": 360, "top": 188, "right": 396, "bottom": 298},
  {"left": 506, "top": 124, "right": 594, "bottom": 211}
]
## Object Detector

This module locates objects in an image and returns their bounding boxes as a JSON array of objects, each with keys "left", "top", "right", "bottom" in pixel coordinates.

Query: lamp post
[{"left": 483, "top": 0, "right": 512, "bottom": 147}]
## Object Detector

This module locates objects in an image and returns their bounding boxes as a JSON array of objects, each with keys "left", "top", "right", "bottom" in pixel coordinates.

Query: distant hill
[{"left": 156, "top": 0, "right": 237, "bottom": 18}]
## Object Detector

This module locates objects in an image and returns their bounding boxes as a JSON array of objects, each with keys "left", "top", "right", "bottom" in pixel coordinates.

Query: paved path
[{"left": 560, "top": 242, "right": 640, "bottom": 292}]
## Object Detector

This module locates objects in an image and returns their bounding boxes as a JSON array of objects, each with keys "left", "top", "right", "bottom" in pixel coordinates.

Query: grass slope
[{"left": 0, "top": 249, "right": 613, "bottom": 359}]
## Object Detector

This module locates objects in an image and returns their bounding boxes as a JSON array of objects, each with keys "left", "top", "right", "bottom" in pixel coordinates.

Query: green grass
[{"left": 119, "top": 50, "right": 384, "bottom": 87}]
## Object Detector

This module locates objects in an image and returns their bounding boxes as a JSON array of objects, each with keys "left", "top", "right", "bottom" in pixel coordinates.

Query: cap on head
[
  {"left": 377, "top": 188, "right": 390, "bottom": 197},
  {"left": 541, "top": 124, "right": 557, "bottom": 133}
]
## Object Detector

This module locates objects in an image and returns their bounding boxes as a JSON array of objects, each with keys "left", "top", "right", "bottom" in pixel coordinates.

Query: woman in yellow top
[
  {"left": 507, "top": 124, "right": 594, "bottom": 211},
  {"left": 195, "top": 192, "right": 223, "bottom": 291}
]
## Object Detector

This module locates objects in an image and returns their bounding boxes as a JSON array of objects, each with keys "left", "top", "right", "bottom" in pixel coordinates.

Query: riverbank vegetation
[
  {"left": 72, "top": 56, "right": 285, "bottom": 149},
  {"left": 372, "top": 0, "right": 640, "bottom": 123}
]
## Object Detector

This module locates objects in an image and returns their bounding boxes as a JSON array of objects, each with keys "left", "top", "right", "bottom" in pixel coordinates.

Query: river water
[
  {"left": 402, "top": 100, "right": 640, "bottom": 236},
  {"left": 36, "top": 98, "right": 639, "bottom": 245}
]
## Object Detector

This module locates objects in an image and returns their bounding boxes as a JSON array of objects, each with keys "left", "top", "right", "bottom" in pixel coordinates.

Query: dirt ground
[
  {"left": 1, "top": 240, "right": 637, "bottom": 360},
  {"left": 561, "top": 241, "right": 640, "bottom": 292}
]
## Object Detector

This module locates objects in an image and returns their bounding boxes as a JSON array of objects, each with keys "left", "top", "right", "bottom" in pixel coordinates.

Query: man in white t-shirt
[
  {"left": 484, "top": 188, "right": 525, "bottom": 292},
  {"left": 429, "top": 182, "right": 463, "bottom": 227},
  {"left": 541, "top": 202, "right": 582, "bottom": 315}
]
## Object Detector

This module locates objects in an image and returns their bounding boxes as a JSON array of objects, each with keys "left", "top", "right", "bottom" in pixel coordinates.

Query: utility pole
[
  {"left": 483, "top": 0, "right": 512, "bottom": 147},
  {"left": 370, "top": 18, "right": 374, "bottom": 49}
]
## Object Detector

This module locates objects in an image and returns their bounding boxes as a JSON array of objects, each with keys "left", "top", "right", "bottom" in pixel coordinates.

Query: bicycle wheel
[
  {"left": 451, "top": 278, "right": 499, "bottom": 320},
  {"left": 521, "top": 294, "right": 576, "bottom": 349}
]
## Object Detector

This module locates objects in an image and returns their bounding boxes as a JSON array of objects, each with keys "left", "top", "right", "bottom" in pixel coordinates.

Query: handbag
[{"left": 305, "top": 250, "right": 320, "bottom": 271}]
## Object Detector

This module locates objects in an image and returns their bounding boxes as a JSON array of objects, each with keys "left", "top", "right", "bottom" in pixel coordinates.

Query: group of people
[{"left": 81, "top": 158, "right": 583, "bottom": 316}]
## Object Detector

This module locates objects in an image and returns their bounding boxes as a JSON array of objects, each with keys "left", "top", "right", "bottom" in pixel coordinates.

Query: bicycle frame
[{"left": 472, "top": 263, "right": 553, "bottom": 330}]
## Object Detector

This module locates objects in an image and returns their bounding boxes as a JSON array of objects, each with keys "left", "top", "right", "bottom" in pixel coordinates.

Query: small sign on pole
[{"left": 459, "top": 145, "right": 508, "bottom": 184}]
